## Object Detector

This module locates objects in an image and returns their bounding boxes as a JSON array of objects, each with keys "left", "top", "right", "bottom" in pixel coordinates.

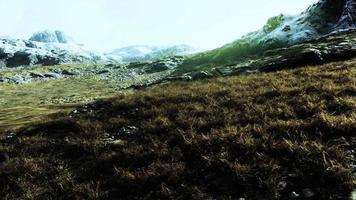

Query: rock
[
  {"left": 190, "top": 71, "right": 214, "bottom": 80},
  {"left": 143, "top": 57, "right": 184, "bottom": 73},
  {"left": 49, "top": 68, "right": 62, "bottom": 74},
  {"left": 44, "top": 73, "right": 62, "bottom": 79},
  {"left": 302, "top": 188, "right": 315, "bottom": 198},
  {"left": 214, "top": 67, "right": 234, "bottom": 76},
  {"left": 7, "top": 75, "right": 27, "bottom": 84},
  {"left": 282, "top": 25, "right": 291, "bottom": 32},
  {"left": 28, "top": 72, "right": 45, "bottom": 78},
  {"left": 97, "top": 69, "right": 110, "bottom": 74},
  {"left": 62, "top": 69, "right": 81, "bottom": 76},
  {"left": 277, "top": 181, "right": 287, "bottom": 191},
  {"left": 290, "top": 191, "right": 300, "bottom": 199},
  {"left": 335, "top": 0, "right": 356, "bottom": 29},
  {"left": 0, "top": 60, "right": 6, "bottom": 68},
  {"left": 110, "top": 139, "right": 126, "bottom": 146},
  {"left": 6, "top": 132, "right": 16, "bottom": 140},
  {"left": 0, "top": 77, "right": 7, "bottom": 83},
  {"left": 351, "top": 191, "right": 356, "bottom": 200},
  {"left": 5, "top": 51, "right": 38, "bottom": 68}
]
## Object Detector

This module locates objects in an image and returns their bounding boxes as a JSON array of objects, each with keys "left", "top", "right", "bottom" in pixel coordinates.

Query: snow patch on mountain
[
  {"left": 258, "top": 0, "right": 356, "bottom": 47},
  {"left": 0, "top": 31, "right": 116, "bottom": 68},
  {"left": 108, "top": 44, "right": 199, "bottom": 62}
]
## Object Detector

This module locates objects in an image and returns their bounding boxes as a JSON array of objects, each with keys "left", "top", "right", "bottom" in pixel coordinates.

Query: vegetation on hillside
[
  {"left": 0, "top": 59, "right": 355, "bottom": 199},
  {"left": 177, "top": 14, "right": 291, "bottom": 74}
]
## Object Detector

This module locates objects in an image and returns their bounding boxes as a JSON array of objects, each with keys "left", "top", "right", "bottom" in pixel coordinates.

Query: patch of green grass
[
  {"left": 0, "top": 77, "right": 121, "bottom": 131},
  {"left": 0, "top": 59, "right": 355, "bottom": 199}
]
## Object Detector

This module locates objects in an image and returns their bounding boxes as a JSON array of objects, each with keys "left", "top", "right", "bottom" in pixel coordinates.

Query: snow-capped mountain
[
  {"left": 29, "top": 30, "right": 74, "bottom": 44},
  {"left": 0, "top": 30, "right": 198, "bottom": 68},
  {"left": 108, "top": 44, "right": 198, "bottom": 62},
  {"left": 0, "top": 30, "right": 117, "bottom": 68}
]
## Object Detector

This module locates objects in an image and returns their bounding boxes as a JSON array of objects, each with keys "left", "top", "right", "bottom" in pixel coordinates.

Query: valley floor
[{"left": 0, "top": 59, "right": 355, "bottom": 199}]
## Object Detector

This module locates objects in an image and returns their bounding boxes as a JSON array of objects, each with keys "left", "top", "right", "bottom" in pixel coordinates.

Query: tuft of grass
[{"left": 0, "top": 59, "right": 355, "bottom": 199}]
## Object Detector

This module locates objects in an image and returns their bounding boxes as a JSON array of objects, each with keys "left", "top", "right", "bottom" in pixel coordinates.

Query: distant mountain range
[
  {"left": 108, "top": 45, "right": 198, "bottom": 62},
  {"left": 0, "top": 30, "right": 198, "bottom": 68}
]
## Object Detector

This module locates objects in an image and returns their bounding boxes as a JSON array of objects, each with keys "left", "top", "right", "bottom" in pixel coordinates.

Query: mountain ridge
[{"left": 182, "top": 0, "right": 356, "bottom": 68}]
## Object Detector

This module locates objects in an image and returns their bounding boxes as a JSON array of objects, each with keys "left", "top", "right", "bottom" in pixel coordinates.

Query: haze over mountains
[{"left": 0, "top": 0, "right": 355, "bottom": 72}]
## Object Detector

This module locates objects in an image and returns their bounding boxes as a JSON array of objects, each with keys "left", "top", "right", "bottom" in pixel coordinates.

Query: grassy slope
[
  {"left": 0, "top": 59, "right": 355, "bottom": 199},
  {"left": 0, "top": 63, "right": 171, "bottom": 132},
  {"left": 175, "top": 15, "right": 289, "bottom": 74},
  {"left": 0, "top": 77, "right": 119, "bottom": 131}
]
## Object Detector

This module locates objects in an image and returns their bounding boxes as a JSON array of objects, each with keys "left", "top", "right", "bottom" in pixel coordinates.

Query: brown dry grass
[{"left": 0, "top": 59, "right": 355, "bottom": 199}]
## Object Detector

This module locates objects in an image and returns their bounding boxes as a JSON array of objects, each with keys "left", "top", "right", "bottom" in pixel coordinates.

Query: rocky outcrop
[
  {"left": 335, "top": 0, "right": 356, "bottom": 29},
  {"left": 260, "top": 0, "right": 356, "bottom": 46},
  {"left": 29, "top": 30, "right": 72, "bottom": 44}
]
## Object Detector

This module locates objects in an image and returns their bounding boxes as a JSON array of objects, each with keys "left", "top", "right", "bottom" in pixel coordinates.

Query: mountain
[
  {"left": 0, "top": 30, "right": 116, "bottom": 68},
  {"left": 0, "top": 30, "right": 198, "bottom": 68},
  {"left": 29, "top": 30, "right": 74, "bottom": 44},
  {"left": 108, "top": 44, "right": 198, "bottom": 62},
  {"left": 182, "top": 0, "right": 356, "bottom": 69}
]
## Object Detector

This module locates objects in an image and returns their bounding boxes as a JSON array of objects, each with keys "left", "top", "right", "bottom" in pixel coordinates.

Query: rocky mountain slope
[
  {"left": 182, "top": 0, "right": 356, "bottom": 67},
  {"left": 175, "top": 28, "right": 356, "bottom": 78}
]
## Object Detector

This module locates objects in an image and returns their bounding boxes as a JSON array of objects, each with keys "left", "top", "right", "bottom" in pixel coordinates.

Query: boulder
[{"left": 61, "top": 69, "right": 81, "bottom": 76}]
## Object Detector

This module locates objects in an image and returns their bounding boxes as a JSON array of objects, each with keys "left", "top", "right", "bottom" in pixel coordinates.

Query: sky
[{"left": 0, "top": 0, "right": 318, "bottom": 52}]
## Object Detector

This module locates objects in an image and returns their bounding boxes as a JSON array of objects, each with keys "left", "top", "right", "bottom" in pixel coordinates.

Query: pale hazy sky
[{"left": 0, "top": 0, "right": 318, "bottom": 51}]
